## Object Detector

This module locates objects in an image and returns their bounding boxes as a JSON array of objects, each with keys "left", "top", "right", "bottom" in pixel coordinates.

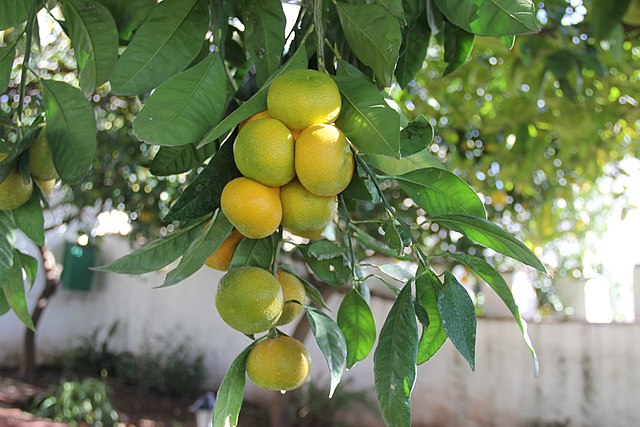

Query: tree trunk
[{"left": 19, "top": 246, "right": 61, "bottom": 380}]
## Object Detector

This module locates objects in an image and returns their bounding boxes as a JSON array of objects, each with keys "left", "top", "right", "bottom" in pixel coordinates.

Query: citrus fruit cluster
[
  {"left": 207, "top": 69, "right": 355, "bottom": 392},
  {"left": 0, "top": 128, "right": 57, "bottom": 211},
  {"left": 220, "top": 68, "right": 354, "bottom": 241}
]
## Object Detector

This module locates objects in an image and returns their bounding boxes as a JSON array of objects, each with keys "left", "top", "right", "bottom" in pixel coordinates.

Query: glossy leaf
[
  {"left": 198, "top": 44, "right": 308, "bottom": 148},
  {"left": 299, "top": 245, "right": 351, "bottom": 287},
  {"left": 435, "top": 0, "right": 539, "bottom": 37},
  {"left": 229, "top": 235, "right": 275, "bottom": 270},
  {"left": 336, "top": 3, "right": 402, "bottom": 86},
  {"left": 415, "top": 269, "right": 447, "bottom": 364},
  {"left": 212, "top": 343, "right": 255, "bottom": 427},
  {"left": 93, "top": 220, "right": 205, "bottom": 274},
  {"left": 165, "top": 142, "right": 240, "bottom": 221},
  {"left": 237, "top": 0, "right": 286, "bottom": 86},
  {"left": 396, "top": 11, "right": 430, "bottom": 87},
  {"left": 0, "top": 45, "right": 16, "bottom": 94},
  {"left": 426, "top": 0, "right": 445, "bottom": 35},
  {"left": 431, "top": 214, "right": 547, "bottom": 273},
  {"left": 0, "top": 127, "right": 39, "bottom": 183},
  {"left": 150, "top": 143, "right": 217, "bottom": 176},
  {"left": 337, "top": 288, "right": 376, "bottom": 369},
  {"left": 305, "top": 306, "right": 348, "bottom": 397},
  {"left": 41, "top": 80, "right": 97, "bottom": 184},
  {"left": 3, "top": 251, "right": 34, "bottom": 330},
  {"left": 0, "top": 290, "right": 9, "bottom": 316},
  {"left": 376, "top": 0, "right": 405, "bottom": 21},
  {"left": 443, "top": 21, "right": 475, "bottom": 75},
  {"left": 367, "top": 148, "right": 444, "bottom": 176},
  {"left": 134, "top": 54, "right": 228, "bottom": 146},
  {"left": 374, "top": 281, "right": 418, "bottom": 427},
  {"left": 110, "top": 0, "right": 208, "bottom": 95},
  {"left": 335, "top": 2, "right": 402, "bottom": 86},
  {"left": 63, "top": 0, "right": 119, "bottom": 96},
  {"left": 0, "top": 0, "right": 32, "bottom": 30},
  {"left": 438, "top": 271, "right": 476, "bottom": 370},
  {"left": 307, "top": 241, "right": 346, "bottom": 261},
  {"left": 18, "top": 251, "right": 38, "bottom": 290},
  {"left": 13, "top": 192, "right": 44, "bottom": 246},
  {"left": 97, "top": 0, "right": 155, "bottom": 41},
  {"left": 397, "top": 168, "right": 486, "bottom": 218},
  {"left": 447, "top": 253, "right": 539, "bottom": 374},
  {"left": 335, "top": 75, "right": 401, "bottom": 157},
  {"left": 161, "top": 211, "right": 233, "bottom": 287},
  {"left": 400, "top": 115, "right": 434, "bottom": 156},
  {"left": 0, "top": 211, "right": 17, "bottom": 286}
]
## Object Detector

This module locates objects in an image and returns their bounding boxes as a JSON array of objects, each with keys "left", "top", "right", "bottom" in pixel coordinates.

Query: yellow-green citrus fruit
[
  {"left": 239, "top": 110, "right": 272, "bottom": 130},
  {"left": 233, "top": 118, "right": 295, "bottom": 187},
  {"left": 36, "top": 179, "right": 56, "bottom": 196},
  {"left": 220, "top": 177, "right": 283, "bottom": 239},
  {"left": 0, "top": 169, "right": 33, "bottom": 211},
  {"left": 246, "top": 336, "right": 311, "bottom": 391},
  {"left": 276, "top": 271, "right": 306, "bottom": 326},
  {"left": 205, "top": 229, "right": 244, "bottom": 271},
  {"left": 295, "top": 124, "right": 354, "bottom": 196},
  {"left": 280, "top": 178, "right": 336, "bottom": 236},
  {"left": 29, "top": 130, "right": 58, "bottom": 180},
  {"left": 215, "top": 267, "right": 284, "bottom": 334},
  {"left": 267, "top": 69, "right": 341, "bottom": 131}
]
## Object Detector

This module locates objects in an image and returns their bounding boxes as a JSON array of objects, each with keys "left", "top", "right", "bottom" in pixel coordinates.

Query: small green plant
[{"left": 31, "top": 377, "right": 118, "bottom": 426}]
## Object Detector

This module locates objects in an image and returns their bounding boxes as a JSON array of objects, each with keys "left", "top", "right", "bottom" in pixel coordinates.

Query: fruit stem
[
  {"left": 17, "top": 0, "right": 41, "bottom": 127},
  {"left": 313, "top": 0, "right": 325, "bottom": 72}
]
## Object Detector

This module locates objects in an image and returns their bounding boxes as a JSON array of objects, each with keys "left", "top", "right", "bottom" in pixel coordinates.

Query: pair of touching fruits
[
  {"left": 206, "top": 69, "right": 351, "bottom": 392},
  {"left": 0, "top": 129, "right": 57, "bottom": 211}
]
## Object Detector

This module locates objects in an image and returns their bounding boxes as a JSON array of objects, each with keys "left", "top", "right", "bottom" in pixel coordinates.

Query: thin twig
[{"left": 17, "top": 0, "right": 41, "bottom": 126}]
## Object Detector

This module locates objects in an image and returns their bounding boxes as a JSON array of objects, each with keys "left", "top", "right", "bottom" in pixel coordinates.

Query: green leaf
[
  {"left": 0, "top": 289, "right": 9, "bottom": 316},
  {"left": 150, "top": 143, "right": 216, "bottom": 176},
  {"left": 426, "top": 0, "right": 445, "bottom": 35},
  {"left": 351, "top": 225, "right": 412, "bottom": 260},
  {"left": 3, "top": 251, "right": 34, "bottom": 330},
  {"left": 198, "top": 44, "right": 308, "bottom": 148},
  {"left": 0, "top": 211, "right": 17, "bottom": 285},
  {"left": 335, "top": 75, "right": 401, "bottom": 157},
  {"left": 431, "top": 214, "right": 547, "bottom": 273},
  {"left": 374, "top": 281, "right": 418, "bottom": 427},
  {"left": 0, "top": 0, "right": 32, "bottom": 30},
  {"left": 18, "top": 251, "right": 38, "bottom": 290},
  {"left": 335, "top": 3, "right": 402, "bottom": 86},
  {"left": 446, "top": 253, "right": 538, "bottom": 375},
  {"left": 93, "top": 220, "right": 205, "bottom": 274},
  {"left": 96, "top": 0, "right": 155, "bottom": 41},
  {"left": 396, "top": 11, "right": 430, "bottom": 87},
  {"left": 397, "top": 168, "right": 486, "bottom": 218},
  {"left": 63, "top": 0, "right": 119, "bottom": 96},
  {"left": 415, "top": 269, "right": 447, "bottom": 364},
  {"left": 438, "top": 271, "right": 476, "bottom": 370},
  {"left": 13, "top": 192, "right": 44, "bottom": 246},
  {"left": 280, "top": 264, "right": 330, "bottom": 310},
  {"left": 0, "top": 44, "right": 16, "bottom": 94},
  {"left": 237, "top": 0, "right": 286, "bottom": 86},
  {"left": 590, "top": 0, "right": 631, "bottom": 40},
  {"left": 110, "top": 0, "right": 208, "bottom": 95},
  {"left": 165, "top": 142, "right": 241, "bottom": 221},
  {"left": 133, "top": 54, "right": 228, "bottom": 146},
  {"left": 161, "top": 211, "right": 233, "bottom": 287},
  {"left": 366, "top": 149, "right": 444, "bottom": 176},
  {"left": 308, "top": 241, "right": 345, "bottom": 261},
  {"left": 400, "top": 115, "right": 434, "bottom": 156},
  {"left": 337, "top": 288, "right": 376, "bottom": 369},
  {"left": 299, "top": 244, "right": 351, "bottom": 287},
  {"left": 212, "top": 343, "right": 255, "bottom": 427},
  {"left": 0, "top": 127, "right": 40, "bottom": 183},
  {"left": 305, "top": 306, "right": 348, "bottom": 397},
  {"left": 41, "top": 80, "right": 97, "bottom": 184},
  {"left": 443, "top": 21, "right": 475, "bottom": 75},
  {"left": 229, "top": 235, "right": 275, "bottom": 270},
  {"left": 402, "top": 0, "right": 425, "bottom": 26},
  {"left": 376, "top": 0, "right": 405, "bottom": 21},
  {"left": 434, "top": 0, "right": 539, "bottom": 36}
]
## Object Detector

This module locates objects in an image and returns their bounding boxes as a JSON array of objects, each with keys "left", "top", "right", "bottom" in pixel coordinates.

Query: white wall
[{"left": 1, "top": 235, "right": 639, "bottom": 426}]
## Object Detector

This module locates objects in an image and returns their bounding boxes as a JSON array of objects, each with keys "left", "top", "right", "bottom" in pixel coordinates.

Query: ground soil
[{"left": 0, "top": 370, "right": 268, "bottom": 427}]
